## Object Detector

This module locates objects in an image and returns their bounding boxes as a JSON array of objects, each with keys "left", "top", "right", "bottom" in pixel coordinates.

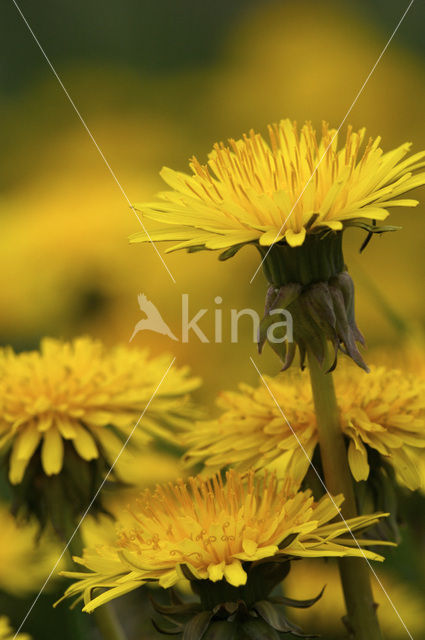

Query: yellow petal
[
  {"left": 223, "top": 561, "right": 247, "bottom": 587},
  {"left": 207, "top": 562, "right": 225, "bottom": 582},
  {"left": 157, "top": 570, "right": 179, "bottom": 589},
  {"left": 72, "top": 425, "right": 98, "bottom": 461},
  {"left": 83, "top": 582, "right": 143, "bottom": 612},
  {"left": 259, "top": 229, "right": 285, "bottom": 246},
  {"left": 392, "top": 449, "right": 421, "bottom": 490},
  {"left": 242, "top": 539, "right": 258, "bottom": 556},
  {"left": 285, "top": 228, "right": 306, "bottom": 247},
  {"left": 56, "top": 416, "right": 77, "bottom": 439},
  {"left": 41, "top": 428, "right": 64, "bottom": 475},
  {"left": 14, "top": 422, "right": 42, "bottom": 461},
  {"left": 91, "top": 427, "right": 122, "bottom": 461},
  {"left": 347, "top": 439, "right": 369, "bottom": 481},
  {"left": 36, "top": 413, "right": 53, "bottom": 432},
  {"left": 9, "top": 444, "right": 30, "bottom": 484},
  {"left": 322, "top": 220, "right": 343, "bottom": 230}
]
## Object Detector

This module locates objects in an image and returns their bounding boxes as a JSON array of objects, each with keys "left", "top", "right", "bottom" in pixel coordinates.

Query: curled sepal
[
  {"left": 247, "top": 558, "right": 292, "bottom": 600},
  {"left": 258, "top": 283, "right": 301, "bottom": 354},
  {"left": 152, "top": 619, "right": 183, "bottom": 636},
  {"left": 150, "top": 596, "right": 202, "bottom": 625},
  {"left": 254, "top": 600, "right": 318, "bottom": 637},
  {"left": 219, "top": 244, "right": 247, "bottom": 261},
  {"left": 269, "top": 585, "right": 325, "bottom": 609}
]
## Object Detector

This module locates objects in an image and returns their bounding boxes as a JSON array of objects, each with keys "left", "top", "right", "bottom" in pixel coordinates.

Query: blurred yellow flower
[
  {"left": 0, "top": 337, "right": 200, "bottom": 485},
  {"left": 0, "top": 617, "right": 30, "bottom": 640},
  {"left": 183, "top": 374, "right": 315, "bottom": 477},
  {"left": 0, "top": 502, "right": 60, "bottom": 596},
  {"left": 184, "top": 364, "right": 425, "bottom": 490},
  {"left": 131, "top": 120, "right": 425, "bottom": 252},
  {"left": 61, "top": 470, "right": 388, "bottom": 612},
  {"left": 338, "top": 365, "right": 425, "bottom": 490}
]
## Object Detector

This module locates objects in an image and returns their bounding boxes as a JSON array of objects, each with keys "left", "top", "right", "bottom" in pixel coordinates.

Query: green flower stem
[
  {"left": 65, "top": 520, "right": 128, "bottom": 640},
  {"left": 307, "top": 351, "right": 383, "bottom": 640},
  {"left": 93, "top": 607, "right": 128, "bottom": 640}
]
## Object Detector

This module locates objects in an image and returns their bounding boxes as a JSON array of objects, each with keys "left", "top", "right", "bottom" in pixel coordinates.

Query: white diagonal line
[
  {"left": 10, "top": 0, "right": 176, "bottom": 284},
  {"left": 249, "top": 356, "right": 414, "bottom": 639},
  {"left": 13, "top": 357, "right": 176, "bottom": 639},
  {"left": 250, "top": 0, "right": 415, "bottom": 284}
]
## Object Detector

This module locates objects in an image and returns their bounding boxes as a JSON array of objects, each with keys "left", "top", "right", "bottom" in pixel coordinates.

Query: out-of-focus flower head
[
  {"left": 0, "top": 337, "right": 201, "bottom": 531},
  {"left": 0, "top": 617, "right": 31, "bottom": 640},
  {"left": 184, "top": 363, "right": 425, "bottom": 491},
  {"left": 337, "top": 364, "right": 425, "bottom": 490},
  {"left": 183, "top": 373, "right": 315, "bottom": 478},
  {"left": 61, "top": 470, "right": 387, "bottom": 614},
  {"left": 0, "top": 502, "right": 60, "bottom": 596}
]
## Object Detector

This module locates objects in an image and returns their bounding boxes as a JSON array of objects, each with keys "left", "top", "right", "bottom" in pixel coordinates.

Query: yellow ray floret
[
  {"left": 183, "top": 364, "right": 425, "bottom": 490},
  {"left": 60, "top": 470, "right": 389, "bottom": 612},
  {"left": 130, "top": 119, "right": 425, "bottom": 251},
  {"left": 0, "top": 337, "right": 200, "bottom": 484}
]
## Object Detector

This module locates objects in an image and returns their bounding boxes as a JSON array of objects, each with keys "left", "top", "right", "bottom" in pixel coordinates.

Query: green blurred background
[{"left": 1, "top": 0, "right": 424, "bottom": 638}]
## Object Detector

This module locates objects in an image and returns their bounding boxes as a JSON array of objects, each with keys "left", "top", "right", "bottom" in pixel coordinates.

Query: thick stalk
[
  {"left": 93, "top": 607, "right": 127, "bottom": 640},
  {"left": 307, "top": 352, "right": 383, "bottom": 640},
  {"left": 65, "top": 519, "right": 127, "bottom": 640}
]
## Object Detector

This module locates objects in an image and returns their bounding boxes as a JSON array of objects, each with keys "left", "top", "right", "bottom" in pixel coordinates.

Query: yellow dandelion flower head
[
  {"left": 0, "top": 617, "right": 31, "bottom": 640},
  {"left": 61, "top": 470, "right": 387, "bottom": 612},
  {"left": 338, "top": 365, "right": 425, "bottom": 490},
  {"left": 0, "top": 337, "right": 201, "bottom": 484},
  {"left": 130, "top": 119, "right": 425, "bottom": 253},
  {"left": 183, "top": 375, "right": 315, "bottom": 481},
  {"left": 0, "top": 502, "right": 61, "bottom": 596},
  {"left": 184, "top": 364, "right": 425, "bottom": 491}
]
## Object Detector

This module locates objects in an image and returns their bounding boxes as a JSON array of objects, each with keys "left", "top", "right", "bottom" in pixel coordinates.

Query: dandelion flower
[
  {"left": 0, "top": 617, "right": 30, "bottom": 640},
  {"left": 338, "top": 365, "right": 425, "bottom": 490},
  {"left": 0, "top": 337, "right": 200, "bottom": 527},
  {"left": 130, "top": 120, "right": 425, "bottom": 252},
  {"left": 184, "top": 365, "right": 425, "bottom": 491},
  {"left": 61, "top": 470, "right": 388, "bottom": 614},
  {"left": 131, "top": 120, "right": 425, "bottom": 370}
]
